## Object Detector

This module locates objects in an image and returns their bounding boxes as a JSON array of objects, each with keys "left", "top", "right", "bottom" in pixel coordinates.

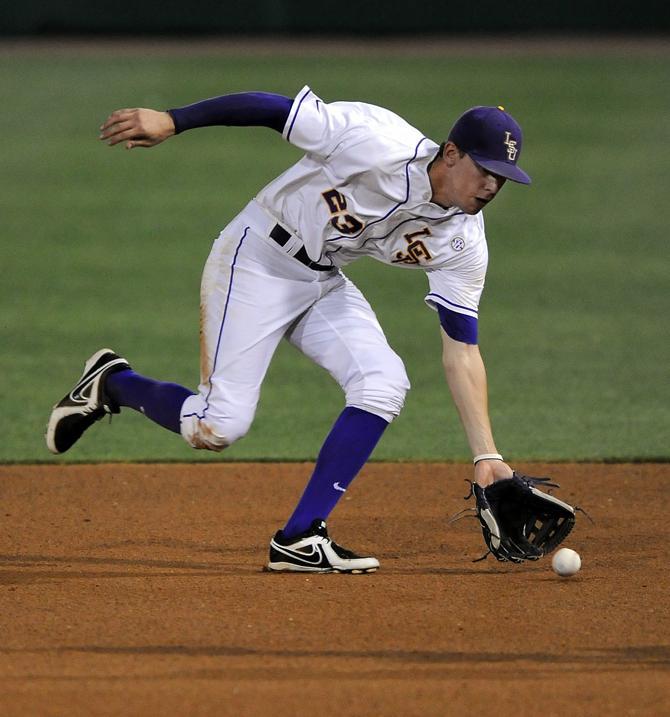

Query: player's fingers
[
  {"left": 107, "top": 126, "right": 162, "bottom": 147},
  {"left": 99, "top": 109, "right": 137, "bottom": 132},
  {"left": 99, "top": 120, "right": 135, "bottom": 142},
  {"left": 104, "top": 126, "right": 151, "bottom": 146}
]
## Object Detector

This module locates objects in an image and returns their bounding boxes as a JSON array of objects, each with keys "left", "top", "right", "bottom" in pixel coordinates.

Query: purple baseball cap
[{"left": 447, "top": 105, "right": 531, "bottom": 185}]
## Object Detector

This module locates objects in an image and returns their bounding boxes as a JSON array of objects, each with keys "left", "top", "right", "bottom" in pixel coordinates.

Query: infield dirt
[{"left": 1, "top": 462, "right": 668, "bottom": 716}]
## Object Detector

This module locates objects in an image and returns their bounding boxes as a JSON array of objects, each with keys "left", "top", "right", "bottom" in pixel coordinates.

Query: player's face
[{"left": 430, "top": 144, "right": 507, "bottom": 214}]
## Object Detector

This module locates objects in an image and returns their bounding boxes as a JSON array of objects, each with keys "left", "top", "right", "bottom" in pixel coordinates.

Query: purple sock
[
  {"left": 106, "top": 369, "right": 194, "bottom": 434},
  {"left": 282, "top": 407, "right": 389, "bottom": 539}
]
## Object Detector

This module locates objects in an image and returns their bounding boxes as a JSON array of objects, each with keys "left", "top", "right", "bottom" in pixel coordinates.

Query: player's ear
[{"left": 442, "top": 141, "right": 462, "bottom": 168}]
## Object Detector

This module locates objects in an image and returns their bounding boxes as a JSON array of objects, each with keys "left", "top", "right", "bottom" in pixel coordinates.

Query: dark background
[{"left": 2, "top": 0, "right": 669, "bottom": 35}]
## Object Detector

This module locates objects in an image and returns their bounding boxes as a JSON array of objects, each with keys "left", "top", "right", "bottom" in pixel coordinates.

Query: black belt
[{"left": 269, "top": 224, "right": 333, "bottom": 272}]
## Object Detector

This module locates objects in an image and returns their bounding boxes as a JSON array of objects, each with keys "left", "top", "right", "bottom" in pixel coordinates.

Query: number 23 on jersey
[{"left": 321, "top": 189, "right": 364, "bottom": 235}]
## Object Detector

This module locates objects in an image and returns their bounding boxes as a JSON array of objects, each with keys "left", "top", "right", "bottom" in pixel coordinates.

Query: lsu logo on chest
[{"left": 392, "top": 227, "right": 433, "bottom": 265}]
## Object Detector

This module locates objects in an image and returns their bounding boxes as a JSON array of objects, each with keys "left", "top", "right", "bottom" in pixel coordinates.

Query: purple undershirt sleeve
[
  {"left": 167, "top": 92, "right": 293, "bottom": 134},
  {"left": 437, "top": 305, "right": 479, "bottom": 345}
]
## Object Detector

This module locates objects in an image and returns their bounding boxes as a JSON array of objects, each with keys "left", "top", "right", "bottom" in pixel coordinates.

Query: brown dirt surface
[{"left": 1, "top": 462, "right": 668, "bottom": 716}]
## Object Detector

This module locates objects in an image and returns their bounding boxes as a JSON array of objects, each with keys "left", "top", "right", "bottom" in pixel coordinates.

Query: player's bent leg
[{"left": 46, "top": 350, "right": 197, "bottom": 454}]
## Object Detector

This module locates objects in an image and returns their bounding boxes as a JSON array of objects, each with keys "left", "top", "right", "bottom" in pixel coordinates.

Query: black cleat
[
  {"left": 45, "top": 348, "right": 130, "bottom": 454},
  {"left": 267, "top": 519, "right": 379, "bottom": 574}
]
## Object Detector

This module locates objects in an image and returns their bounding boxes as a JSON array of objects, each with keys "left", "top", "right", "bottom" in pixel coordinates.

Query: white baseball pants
[{"left": 180, "top": 201, "right": 410, "bottom": 451}]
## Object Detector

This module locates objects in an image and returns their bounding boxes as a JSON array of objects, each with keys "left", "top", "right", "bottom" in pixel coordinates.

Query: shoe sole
[{"left": 265, "top": 563, "right": 378, "bottom": 574}]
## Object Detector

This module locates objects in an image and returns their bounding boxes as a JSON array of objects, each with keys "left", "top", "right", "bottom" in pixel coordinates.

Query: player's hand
[
  {"left": 474, "top": 459, "right": 514, "bottom": 487},
  {"left": 99, "top": 108, "right": 175, "bottom": 149}
]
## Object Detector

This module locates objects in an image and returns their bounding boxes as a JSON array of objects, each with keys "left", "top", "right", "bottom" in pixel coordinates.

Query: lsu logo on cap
[{"left": 503, "top": 131, "right": 518, "bottom": 161}]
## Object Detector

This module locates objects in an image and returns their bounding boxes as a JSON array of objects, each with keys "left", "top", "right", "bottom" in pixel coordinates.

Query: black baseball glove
[{"left": 469, "top": 472, "right": 576, "bottom": 563}]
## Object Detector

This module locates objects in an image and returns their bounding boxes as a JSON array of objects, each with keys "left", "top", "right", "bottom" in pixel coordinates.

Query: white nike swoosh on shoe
[
  {"left": 69, "top": 367, "right": 107, "bottom": 403},
  {"left": 68, "top": 358, "right": 126, "bottom": 403},
  {"left": 69, "top": 383, "right": 94, "bottom": 403},
  {"left": 333, "top": 482, "right": 346, "bottom": 493},
  {"left": 273, "top": 543, "right": 325, "bottom": 565}
]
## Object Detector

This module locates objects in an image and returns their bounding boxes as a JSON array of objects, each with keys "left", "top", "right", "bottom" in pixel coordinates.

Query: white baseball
[{"left": 552, "top": 548, "right": 581, "bottom": 577}]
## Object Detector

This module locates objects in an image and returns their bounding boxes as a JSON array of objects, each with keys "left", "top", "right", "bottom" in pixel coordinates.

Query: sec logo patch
[{"left": 451, "top": 236, "right": 465, "bottom": 252}]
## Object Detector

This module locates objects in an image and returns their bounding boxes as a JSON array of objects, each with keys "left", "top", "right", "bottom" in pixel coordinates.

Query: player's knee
[
  {"left": 180, "top": 409, "right": 255, "bottom": 452},
  {"left": 345, "top": 353, "right": 410, "bottom": 422}
]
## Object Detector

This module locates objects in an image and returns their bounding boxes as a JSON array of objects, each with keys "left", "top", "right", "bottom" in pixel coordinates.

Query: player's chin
[
  {"left": 467, "top": 197, "right": 491, "bottom": 214},
  {"left": 461, "top": 201, "right": 486, "bottom": 215}
]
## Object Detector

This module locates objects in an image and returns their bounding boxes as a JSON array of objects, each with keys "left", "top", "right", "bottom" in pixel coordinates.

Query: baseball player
[{"left": 46, "top": 86, "right": 532, "bottom": 573}]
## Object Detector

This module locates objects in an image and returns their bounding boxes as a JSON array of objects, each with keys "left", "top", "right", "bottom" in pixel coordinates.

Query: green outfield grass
[{"left": 2, "top": 48, "right": 668, "bottom": 462}]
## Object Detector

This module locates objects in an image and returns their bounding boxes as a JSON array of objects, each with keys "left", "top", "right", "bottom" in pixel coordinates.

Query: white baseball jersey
[{"left": 255, "top": 85, "right": 489, "bottom": 323}]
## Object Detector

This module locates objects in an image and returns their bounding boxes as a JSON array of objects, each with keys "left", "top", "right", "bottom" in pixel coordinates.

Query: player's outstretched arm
[
  {"left": 99, "top": 108, "right": 176, "bottom": 149},
  {"left": 440, "top": 329, "right": 513, "bottom": 486},
  {"left": 100, "top": 93, "right": 293, "bottom": 150}
]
